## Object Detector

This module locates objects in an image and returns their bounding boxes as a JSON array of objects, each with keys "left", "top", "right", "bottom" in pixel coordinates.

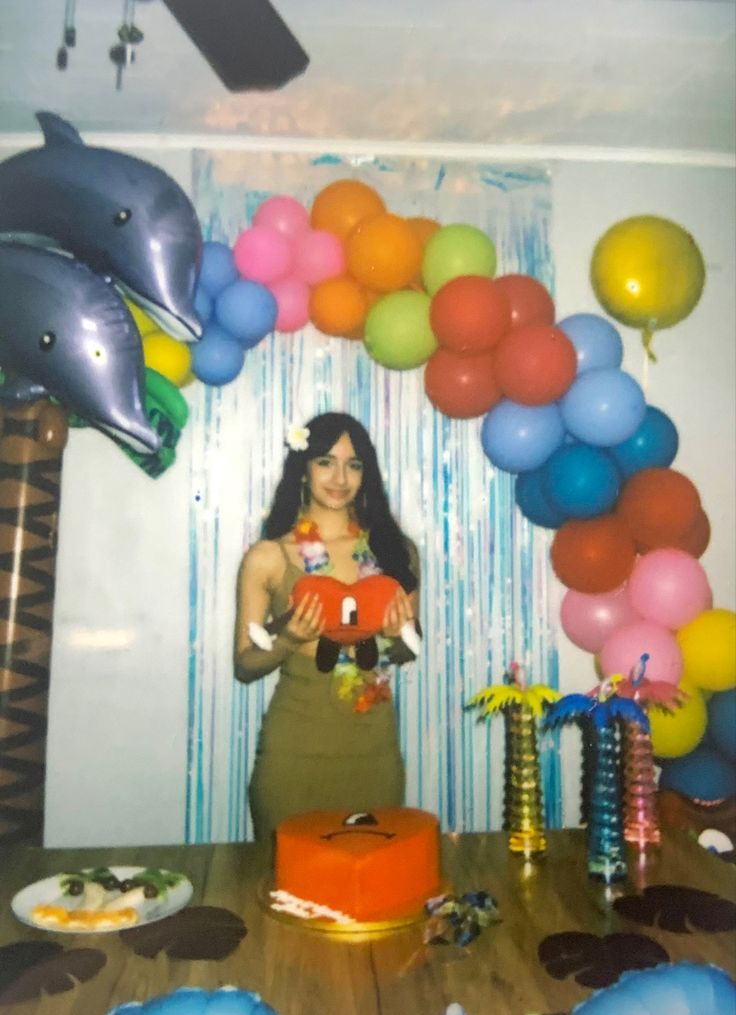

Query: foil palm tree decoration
[
  {"left": 615, "top": 653, "right": 686, "bottom": 849},
  {"left": 466, "top": 662, "right": 560, "bottom": 857},
  {"left": 544, "top": 678, "right": 649, "bottom": 883}
]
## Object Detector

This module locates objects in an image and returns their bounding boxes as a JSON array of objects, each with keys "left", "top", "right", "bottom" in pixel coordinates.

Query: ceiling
[{"left": 0, "top": 0, "right": 734, "bottom": 157}]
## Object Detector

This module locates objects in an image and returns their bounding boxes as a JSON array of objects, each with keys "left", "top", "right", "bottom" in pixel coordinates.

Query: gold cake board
[{"left": 258, "top": 877, "right": 440, "bottom": 942}]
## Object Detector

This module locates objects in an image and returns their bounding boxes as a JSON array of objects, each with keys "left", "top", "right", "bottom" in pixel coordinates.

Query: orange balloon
[
  {"left": 309, "top": 276, "right": 368, "bottom": 337},
  {"left": 551, "top": 515, "right": 637, "bottom": 593},
  {"left": 616, "top": 467, "right": 701, "bottom": 550},
  {"left": 310, "top": 180, "right": 386, "bottom": 242},
  {"left": 675, "top": 508, "right": 711, "bottom": 558},
  {"left": 407, "top": 216, "right": 441, "bottom": 249},
  {"left": 346, "top": 213, "right": 423, "bottom": 292},
  {"left": 345, "top": 288, "right": 382, "bottom": 340}
]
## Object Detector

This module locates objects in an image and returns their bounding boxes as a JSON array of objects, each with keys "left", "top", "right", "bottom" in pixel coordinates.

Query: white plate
[{"left": 11, "top": 866, "right": 193, "bottom": 934}]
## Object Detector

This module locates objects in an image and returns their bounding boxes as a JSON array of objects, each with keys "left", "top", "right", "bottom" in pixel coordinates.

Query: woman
[{"left": 235, "top": 412, "right": 420, "bottom": 843}]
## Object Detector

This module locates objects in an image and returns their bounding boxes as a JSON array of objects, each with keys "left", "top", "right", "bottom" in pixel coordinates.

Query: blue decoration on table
[
  {"left": 609, "top": 405, "right": 679, "bottom": 479},
  {"left": 107, "top": 986, "right": 277, "bottom": 1014},
  {"left": 556, "top": 313, "right": 624, "bottom": 373},
  {"left": 706, "top": 689, "right": 736, "bottom": 760},
  {"left": 541, "top": 443, "right": 621, "bottom": 519},
  {"left": 515, "top": 468, "right": 565, "bottom": 528},
  {"left": 571, "top": 961, "right": 736, "bottom": 1014},
  {"left": 659, "top": 745, "right": 736, "bottom": 802}
]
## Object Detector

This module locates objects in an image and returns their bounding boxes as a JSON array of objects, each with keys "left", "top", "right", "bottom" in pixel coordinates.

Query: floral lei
[{"left": 293, "top": 514, "right": 392, "bottom": 713}]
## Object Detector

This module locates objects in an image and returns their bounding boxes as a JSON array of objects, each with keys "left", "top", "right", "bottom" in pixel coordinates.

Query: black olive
[
  {"left": 143, "top": 884, "right": 159, "bottom": 899},
  {"left": 119, "top": 879, "right": 135, "bottom": 893},
  {"left": 66, "top": 879, "right": 84, "bottom": 896},
  {"left": 101, "top": 876, "right": 120, "bottom": 891}
]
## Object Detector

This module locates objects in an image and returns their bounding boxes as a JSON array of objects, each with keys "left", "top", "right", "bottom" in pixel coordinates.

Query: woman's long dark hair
[{"left": 262, "top": 412, "right": 416, "bottom": 592}]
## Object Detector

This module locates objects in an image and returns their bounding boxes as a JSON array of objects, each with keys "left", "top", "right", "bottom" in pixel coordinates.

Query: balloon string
[
  {"left": 641, "top": 342, "right": 649, "bottom": 394},
  {"left": 641, "top": 327, "right": 657, "bottom": 363}
]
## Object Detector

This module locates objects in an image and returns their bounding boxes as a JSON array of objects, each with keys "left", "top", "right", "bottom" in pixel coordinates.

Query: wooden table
[{"left": 1, "top": 830, "right": 734, "bottom": 1015}]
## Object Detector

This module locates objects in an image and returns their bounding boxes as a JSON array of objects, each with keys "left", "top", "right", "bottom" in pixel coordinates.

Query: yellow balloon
[
  {"left": 590, "top": 215, "right": 705, "bottom": 360},
  {"left": 124, "top": 298, "right": 160, "bottom": 337},
  {"left": 677, "top": 608, "right": 736, "bottom": 692},
  {"left": 142, "top": 331, "right": 192, "bottom": 388},
  {"left": 649, "top": 679, "right": 707, "bottom": 759}
]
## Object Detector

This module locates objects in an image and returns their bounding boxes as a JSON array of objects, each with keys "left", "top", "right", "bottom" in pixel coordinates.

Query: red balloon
[
  {"left": 616, "top": 467, "right": 701, "bottom": 550},
  {"left": 675, "top": 508, "right": 711, "bottom": 558},
  {"left": 494, "top": 274, "right": 555, "bottom": 329},
  {"left": 424, "top": 347, "right": 502, "bottom": 419},
  {"left": 429, "top": 275, "right": 511, "bottom": 354},
  {"left": 493, "top": 324, "right": 577, "bottom": 405},
  {"left": 551, "top": 515, "right": 637, "bottom": 593}
]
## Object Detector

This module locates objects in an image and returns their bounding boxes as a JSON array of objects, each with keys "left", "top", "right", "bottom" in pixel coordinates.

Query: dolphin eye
[
  {"left": 39, "top": 331, "right": 56, "bottom": 351},
  {"left": 113, "top": 208, "right": 132, "bottom": 226}
]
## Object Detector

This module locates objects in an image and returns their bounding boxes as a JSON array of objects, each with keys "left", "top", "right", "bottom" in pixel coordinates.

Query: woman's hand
[
  {"left": 381, "top": 587, "right": 414, "bottom": 640},
  {"left": 283, "top": 592, "right": 325, "bottom": 645}
]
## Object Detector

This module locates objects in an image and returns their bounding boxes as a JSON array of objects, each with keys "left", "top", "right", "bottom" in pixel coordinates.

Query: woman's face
[{"left": 306, "top": 432, "right": 364, "bottom": 511}]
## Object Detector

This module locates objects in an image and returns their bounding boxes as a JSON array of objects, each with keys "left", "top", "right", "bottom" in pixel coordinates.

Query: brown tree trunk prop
[{"left": 0, "top": 400, "right": 68, "bottom": 845}]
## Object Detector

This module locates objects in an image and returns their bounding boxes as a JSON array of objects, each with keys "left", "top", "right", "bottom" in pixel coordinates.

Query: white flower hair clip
[{"left": 285, "top": 422, "right": 310, "bottom": 453}]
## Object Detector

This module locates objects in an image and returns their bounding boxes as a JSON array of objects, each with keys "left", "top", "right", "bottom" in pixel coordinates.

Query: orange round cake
[{"left": 275, "top": 807, "right": 441, "bottom": 922}]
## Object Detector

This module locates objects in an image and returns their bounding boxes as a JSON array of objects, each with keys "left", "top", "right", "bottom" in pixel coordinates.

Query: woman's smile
[{"left": 306, "top": 433, "right": 364, "bottom": 509}]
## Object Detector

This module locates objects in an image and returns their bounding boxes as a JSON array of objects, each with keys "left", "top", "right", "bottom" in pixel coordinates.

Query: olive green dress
[{"left": 248, "top": 540, "right": 414, "bottom": 843}]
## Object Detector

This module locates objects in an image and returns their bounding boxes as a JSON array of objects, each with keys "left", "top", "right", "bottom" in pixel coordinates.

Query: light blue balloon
[
  {"left": 561, "top": 368, "right": 646, "bottom": 447},
  {"left": 481, "top": 400, "right": 565, "bottom": 473},
  {"left": 557, "top": 313, "right": 624, "bottom": 373},
  {"left": 191, "top": 324, "right": 245, "bottom": 386},
  {"left": 139, "top": 990, "right": 208, "bottom": 1014},
  {"left": 215, "top": 279, "right": 277, "bottom": 349},
  {"left": 205, "top": 990, "right": 275, "bottom": 1014},
  {"left": 198, "top": 241, "right": 238, "bottom": 297},
  {"left": 194, "top": 286, "right": 213, "bottom": 326},
  {"left": 107, "top": 988, "right": 277, "bottom": 1015},
  {"left": 572, "top": 962, "right": 736, "bottom": 1015},
  {"left": 542, "top": 443, "right": 621, "bottom": 519},
  {"left": 609, "top": 405, "right": 679, "bottom": 479}
]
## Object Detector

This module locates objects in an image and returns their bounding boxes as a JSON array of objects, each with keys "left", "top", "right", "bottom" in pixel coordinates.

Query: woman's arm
[
  {"left": 382, "top": 537, "right": 421, "bottom": 664},
  {"left": 234, "top": 541, "right": 324, "bottom": 683}
]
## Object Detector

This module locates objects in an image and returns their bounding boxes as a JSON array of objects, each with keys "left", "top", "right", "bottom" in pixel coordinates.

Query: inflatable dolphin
[
  {"left": 0, "top": 112, "right": 202, "bottom": 341},
  {"left": 0, "top": 244, "right": 161, "bottom": 453}
]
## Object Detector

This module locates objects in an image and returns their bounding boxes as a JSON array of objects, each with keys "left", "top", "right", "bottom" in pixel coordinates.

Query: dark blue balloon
[
  {"left": 609, "top": 405, "right": 679, "bottom": 479},
  {"left": 707, "top": 689, "right": 736, "bottom": 760},
  {"left": 198, "top": 241, "right": 238, "bottom": 297},
  {"left": 542, "top": 443, "right": 621, "bottom": 518},
  {"left": 480, "top": 400, "right": 565, "bottom": 473},
  {"left": 191, "top": 324, "right": 245, "bottom": 386},
  {"left": 557, "top": 313, "right": 624, "bottom": 373},
  {"left": 215, "top": 279, "right": 277, "bottom": 349},
  {"left": 515, "top": 469, "right": 565, "bottom": 528},
  {"left": 659, "top": 745, "right": 736, "bottom": 802}
]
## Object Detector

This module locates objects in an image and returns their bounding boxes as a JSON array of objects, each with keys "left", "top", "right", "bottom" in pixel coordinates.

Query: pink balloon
[
  {"left": 233, "top": 226, "right": 293, "bottom": 285},
  {"left": 600, "top": 620, "right": 683, "bottom": 685},
  {"left": 253, "top": 196, "right": 310, "bottom": 238},
  {"left": 627, "top": 547, "right": 712, "bottom": 630},
  {"left": 560, "top": 583, "right": 641, "bottom": 653},
  {"left": 292, "top": 230, "right": 345, "bottom": 286},
  {"left": 269, "top": 276, "right": 310, "bottom": 332}
]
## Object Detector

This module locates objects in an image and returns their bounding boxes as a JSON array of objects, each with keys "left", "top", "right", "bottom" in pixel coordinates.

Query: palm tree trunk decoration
[
  {"left": 544, "top": 678, "right": 649, "bottom": 883},
  {"left": 466, "top": 662, "right": 560, "bottom": 857},
  {"left": 0, "top": 401, "right": 68, "bottom": 845},
  {"left": 616, "top": 653, "right": 686, "bottom": 849}
]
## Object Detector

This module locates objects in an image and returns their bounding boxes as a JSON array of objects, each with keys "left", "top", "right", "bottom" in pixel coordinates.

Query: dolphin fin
[
  {"left": 36, "top": 112, "right": 85, "bottom": 147},
  {"left": 0, "top": 374, "right": 49, "bottom": 404}
]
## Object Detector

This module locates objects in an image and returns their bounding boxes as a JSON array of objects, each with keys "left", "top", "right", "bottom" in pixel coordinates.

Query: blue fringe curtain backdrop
[{"left": 186, "top": 151, "right": 560, "bottom": 843}]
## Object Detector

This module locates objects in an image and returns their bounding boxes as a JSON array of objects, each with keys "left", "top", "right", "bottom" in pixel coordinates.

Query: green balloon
[
  {"left": 364, "top": 291, "right": 437, "bottom": 370},
  {"left": 422, "top": 224, "right": 497, "bottom": 295}
]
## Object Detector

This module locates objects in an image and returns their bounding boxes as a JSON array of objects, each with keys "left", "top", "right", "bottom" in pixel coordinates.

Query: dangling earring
[{"left": 300, "top": 476, "right": 308, "bottom": 510}]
